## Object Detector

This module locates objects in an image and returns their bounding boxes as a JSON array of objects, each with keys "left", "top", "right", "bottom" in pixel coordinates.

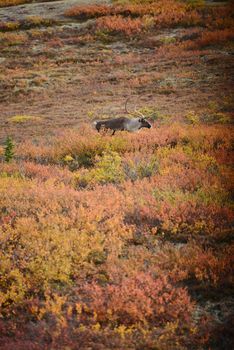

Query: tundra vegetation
[
  {"left": 0, "top": 0, "right": 58, "bottom": 7},
  {"left": 0, "top": 0, "right": 233, "bottom": 349}
]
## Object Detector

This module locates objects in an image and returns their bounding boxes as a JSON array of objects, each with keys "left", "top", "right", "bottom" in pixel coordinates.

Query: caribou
[{"left": 93, "top": 98, "right": 152, "bottom": 135}]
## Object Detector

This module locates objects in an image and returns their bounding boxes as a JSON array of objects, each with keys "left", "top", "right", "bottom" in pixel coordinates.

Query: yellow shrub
[
  {"left": 63, "top": 154, "right": 74, "bottom": 162},
  {"left": 185, "top": 111, "right": 200, "bottom": 125},
  {"left": 0, "top": 259, "right": 27, "bottom": 310},
  {"left": 77, "top": 150, "right": 125, "bottom": 187}
]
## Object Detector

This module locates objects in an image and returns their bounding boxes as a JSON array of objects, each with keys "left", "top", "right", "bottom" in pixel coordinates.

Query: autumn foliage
[
  {"left": 0, "top": 0, "right": 233, "bottom": 349},
  {"left": 65, "top": 0, "right": 234, "bottom": 37},
  {"left": 0, "top": 120, "right": 233, "bottom": 348}
]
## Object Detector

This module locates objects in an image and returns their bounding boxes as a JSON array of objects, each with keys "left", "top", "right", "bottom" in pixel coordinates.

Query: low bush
[
  {"left": 75, "top": 150, "right": 125, "bottom": 187},
  {"left": 0, "top": 117, "right": 233, "bottom": 348},
  {"left": 96, "top": 15, "right": 143, "bottom": 36},
  {"left": 0, "top": 32, "right": 27, "bottom": 45},
  {"left": 81, "top": 273, "right": 194, "bottom": 326},
  {"left": 0, "top": 0, "right": 31, "bottom": 7}
]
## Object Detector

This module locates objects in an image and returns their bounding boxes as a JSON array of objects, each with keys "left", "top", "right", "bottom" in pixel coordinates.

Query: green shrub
[{"left": 4, "top": 136, "right": 14, "bottom": 163}]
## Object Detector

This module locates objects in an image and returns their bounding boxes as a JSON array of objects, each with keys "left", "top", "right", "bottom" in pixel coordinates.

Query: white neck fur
[{"left": 124, "top": 118, "right": 141, "bottom": 132}]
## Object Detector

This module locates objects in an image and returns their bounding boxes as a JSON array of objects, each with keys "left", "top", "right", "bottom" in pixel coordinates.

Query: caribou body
[
  {"left": 93, "top": 116, "right": 151, "bottom": 135},
  {"left": 93, "top": 98, "right": 152, "bottom": 135}
]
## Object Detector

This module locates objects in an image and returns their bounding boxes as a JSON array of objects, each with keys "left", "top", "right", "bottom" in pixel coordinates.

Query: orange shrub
[
  {"left": 65, "top": 5, "right": 111, "bottom": 20},
  {"left": 0, "top": 161, "right": 73, "bottom": 184},
  {"left": 0, "top": 32, "right": 27, "bottom": 46},
  {"left": 96, "top": 15, "right": 143, "bottom": 36},
  {"left": 191, "top": 29, "right": 234, "bottom": 48},
  {"left": 0, "top": 117, "right": 232, "bottom": 349},
  {"left": 0, "top": 0, "right": 31, "bottom": 6},
  {"left": 155, "top": 242, "right": 234, "bottom": 287},
  {"left": 182, "top": 245, "right": 234, "bottom": 287},
  {"left": 0, "top": 0, "right": 59, "bottom": 6},
  {"left": 65, "top": 1, "right": 192, "bottom": 22},
  {"left": 81, "top": 273, "right": 193, "bottom": 326},
  {"left": 65, "top": 1, "right": 233, "bottom": 43},
  {"left": 157, "top": 27, "right": 234, "bottom": 59}
]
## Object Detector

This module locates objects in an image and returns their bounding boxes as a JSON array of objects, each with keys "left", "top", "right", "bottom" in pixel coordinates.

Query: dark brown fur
[{"left": 95, "top": 117, "right": 128, "bottom": 133}]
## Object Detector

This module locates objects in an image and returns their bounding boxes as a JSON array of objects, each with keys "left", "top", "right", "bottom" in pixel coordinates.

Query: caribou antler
[
  {"left": 125, "top": 97, "right": 147, "bottom": 119},
  {"left": 125, "top": 97, "right": 140, "bottom": 116},
  {"left": 125, "top": 97, "right": 132, "bottom": 115},
  {"left": 134, "top": 109, "right": 146, "bottom": 119}
]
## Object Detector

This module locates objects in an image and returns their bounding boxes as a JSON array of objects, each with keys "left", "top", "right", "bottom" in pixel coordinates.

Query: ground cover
[{"left": 0, "top": 0, "right": 233, "bottom": 349}]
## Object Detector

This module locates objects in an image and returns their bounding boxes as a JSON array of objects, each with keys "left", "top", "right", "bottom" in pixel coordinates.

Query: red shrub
[
  {"left": 191, "top": 29, "right": 234, "bottom": 48},
  {"left": 81, "top": 273, "right": 193, "bottom": 326},
  {"left": 0, "top": 161, "right": 73, "bottom": 184},
  {"left": 96, "top": 15, "right": 143, "bottom": 36},
  {"left": 65, "top": 5, "right": 110, "bottom": 20}
]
